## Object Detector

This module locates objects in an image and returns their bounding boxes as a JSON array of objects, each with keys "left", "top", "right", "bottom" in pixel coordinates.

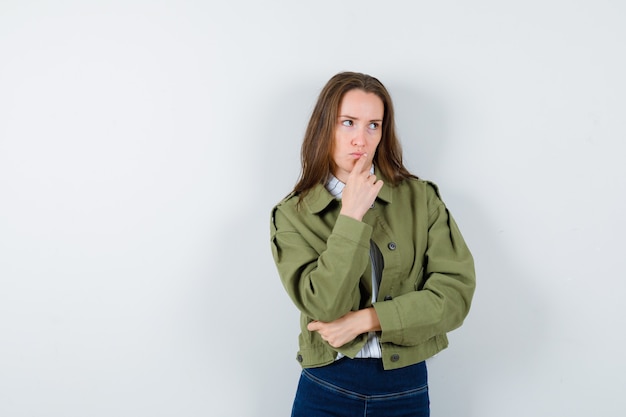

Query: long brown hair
[{"left": 293, "top": 72, "right": 415, "bottom": 198}]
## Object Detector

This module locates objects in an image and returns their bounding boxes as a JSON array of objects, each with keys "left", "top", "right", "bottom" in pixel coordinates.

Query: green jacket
[{"left": 270, "top": 176, "right": 475, "bottom": 370}]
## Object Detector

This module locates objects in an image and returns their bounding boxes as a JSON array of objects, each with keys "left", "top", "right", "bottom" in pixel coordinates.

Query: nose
[{"left": 351, "top": 127, "right": 366, "bottom": 147}]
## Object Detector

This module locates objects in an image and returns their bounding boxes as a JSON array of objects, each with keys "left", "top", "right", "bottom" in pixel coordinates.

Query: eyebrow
[{"left": 338, "top": 114, "right": 383, "bottom": 122}]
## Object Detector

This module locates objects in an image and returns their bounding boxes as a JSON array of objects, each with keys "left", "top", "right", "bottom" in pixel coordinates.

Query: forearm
[
  {"left": 307, "top": 307, "right": 381, "bottom": 348},
  {"left": 358, "top": 307, "right": 381, "bottom": 333}
]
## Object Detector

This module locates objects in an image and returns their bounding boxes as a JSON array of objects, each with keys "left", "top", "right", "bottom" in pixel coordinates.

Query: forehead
[{"left": 338, "top": 89, "right": 384, "bottom": 117}]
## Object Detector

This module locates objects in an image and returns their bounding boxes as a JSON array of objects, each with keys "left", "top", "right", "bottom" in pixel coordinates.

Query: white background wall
[{"left": 1, "top": 1, "right": 625, "bottom": 416}]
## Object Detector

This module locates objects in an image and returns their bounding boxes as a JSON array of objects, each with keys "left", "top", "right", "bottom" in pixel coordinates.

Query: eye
[
  {"left": 368, "top": 122, "right": 380, "bottom": 129},
  {"left": 341, "top": 119, "right": 354, "bottom": 127}
]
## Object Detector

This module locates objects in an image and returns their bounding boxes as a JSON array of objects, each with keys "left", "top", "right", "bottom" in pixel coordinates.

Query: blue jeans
[{"left": 291, "top": 358, "right": 429, "bottom": 417}]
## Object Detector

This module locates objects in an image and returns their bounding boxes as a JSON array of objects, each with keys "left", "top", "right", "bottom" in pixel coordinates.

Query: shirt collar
[
  {"left": 303, "top": 165, "right": 393, "bottom": 214},
  {"left": 324, "top": 164, "right": 373, "bottom": 199}
]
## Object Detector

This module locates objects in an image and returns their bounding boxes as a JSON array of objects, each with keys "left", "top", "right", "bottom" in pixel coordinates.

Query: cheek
[
  {"left": 330, "top": 140, "right": 343, "bottom": 163},
  {"left": 372, "top": 135, "right": 382, "bottom": 150},
  {"left": 334, "top": 132, "right": 349, "bottom": 150}
]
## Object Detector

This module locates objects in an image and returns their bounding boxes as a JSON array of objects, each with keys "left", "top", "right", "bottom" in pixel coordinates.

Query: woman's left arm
[{"left": 373, "top": 190, "right": 476, "bottom": 347}]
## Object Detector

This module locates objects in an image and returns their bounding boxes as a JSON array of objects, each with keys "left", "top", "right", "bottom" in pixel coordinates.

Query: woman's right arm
[{"left": 270, "top": 208, "right": 372, "bottom": 323}]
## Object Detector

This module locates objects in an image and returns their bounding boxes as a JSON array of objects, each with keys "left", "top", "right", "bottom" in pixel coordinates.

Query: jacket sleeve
[
  {"left": 373, "top": 184, "right": 476, "bottom": 346},
  {"left": 270, "top": 206, "right": 372, "bottom": 323}
]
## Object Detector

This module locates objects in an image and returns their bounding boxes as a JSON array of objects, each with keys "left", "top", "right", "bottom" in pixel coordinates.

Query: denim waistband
[{"left": 303, "top": 357, "right": 428, "bottom": 397}]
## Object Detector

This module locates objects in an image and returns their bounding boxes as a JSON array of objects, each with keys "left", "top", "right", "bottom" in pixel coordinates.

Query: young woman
[{"left": 270, "top": 72, "right": 476, "bottom": 417}]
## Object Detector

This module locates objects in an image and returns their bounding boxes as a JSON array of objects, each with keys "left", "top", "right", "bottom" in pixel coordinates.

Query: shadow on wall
[
  {"left": 387, "top": 80, "right": 551, "bottom": 415},
  {"left": 428, "top": 189, "right": 552, "bottom": 416}
]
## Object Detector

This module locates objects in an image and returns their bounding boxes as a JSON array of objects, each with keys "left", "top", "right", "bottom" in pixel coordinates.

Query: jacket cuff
[{"left": 373, "top": 300, "right": 404, "bottom": 345}]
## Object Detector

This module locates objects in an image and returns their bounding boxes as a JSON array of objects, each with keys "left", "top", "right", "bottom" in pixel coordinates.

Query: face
[{"left": 331, "top": 89, "right": 384, "bottom": 183}]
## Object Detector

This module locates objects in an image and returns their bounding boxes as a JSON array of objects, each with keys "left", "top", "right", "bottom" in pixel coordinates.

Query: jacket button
[
  {"left": 390, "top": 354, "right": 400, "bottom": 362},
  {"left": 296, "top": 354, "right": 303, "bottom": 363},
  {"left": 384, "top": 295, "right": 393, "bottom": 301},
  {"left": 387, "top": 242, "right": 396, "bottom": 250}
]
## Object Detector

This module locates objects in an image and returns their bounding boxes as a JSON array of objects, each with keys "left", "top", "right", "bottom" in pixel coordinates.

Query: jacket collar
[{"left": 303, "top": 174, "right": 393, "bottom": 214}]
